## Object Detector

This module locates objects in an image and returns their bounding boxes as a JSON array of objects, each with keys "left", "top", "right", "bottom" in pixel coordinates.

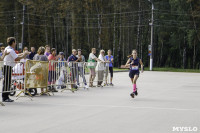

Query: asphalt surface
[{"left": 0, "top": 71, "right": 200, "bottom": 133}]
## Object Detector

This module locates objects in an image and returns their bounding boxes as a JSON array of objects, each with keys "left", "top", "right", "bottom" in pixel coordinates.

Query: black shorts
[
  {"left": 109, "top": 67, "right": 113, "bottom": 78},
  {"left": 129, "top": 70, "right": 139, "bottom": 78}
]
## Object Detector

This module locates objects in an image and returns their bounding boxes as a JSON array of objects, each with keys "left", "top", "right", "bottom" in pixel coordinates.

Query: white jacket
[{"left": 95, "top": 54, "right": 105, "bottom": 71}]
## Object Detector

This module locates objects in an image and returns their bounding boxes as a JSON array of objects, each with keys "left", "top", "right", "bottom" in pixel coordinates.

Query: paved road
[{"left": 0, "top": 71, "right": 200, "bottom": 133}]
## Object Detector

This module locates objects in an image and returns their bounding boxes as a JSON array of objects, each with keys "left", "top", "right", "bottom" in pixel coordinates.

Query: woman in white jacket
[{"left": 96, "top": 50, "right": 109, "bottom": 87}]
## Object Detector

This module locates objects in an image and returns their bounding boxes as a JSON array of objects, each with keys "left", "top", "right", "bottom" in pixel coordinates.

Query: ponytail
[
  {"left": 127, "top": 55, "right": 133, "bottom": 58},
  {"left": 127, "top": 49, "right": 137, "bottom": 58}
]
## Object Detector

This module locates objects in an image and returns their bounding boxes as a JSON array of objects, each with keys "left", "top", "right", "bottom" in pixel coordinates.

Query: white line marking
[{"left": 37, "top": 103, "right": 199, "bottom": 111}]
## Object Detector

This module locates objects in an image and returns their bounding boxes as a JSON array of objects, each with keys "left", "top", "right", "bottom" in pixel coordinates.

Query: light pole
[
  {"left": 21, "top": 4, "right": 25, "bottom": 50},
  {"left": 148, "top": 0, "right": 154, "bottom": 71}
]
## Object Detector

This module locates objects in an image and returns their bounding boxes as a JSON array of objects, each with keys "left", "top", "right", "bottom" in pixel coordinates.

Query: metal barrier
[
  {"left": 23, "top": 60, "right": 49, "bottom": 97},
  {"left": 48, "top": 61, "right": 111, "bottom": 92},
  {"left": 0, "top": 60, "right": 113, "bottom": 105}
]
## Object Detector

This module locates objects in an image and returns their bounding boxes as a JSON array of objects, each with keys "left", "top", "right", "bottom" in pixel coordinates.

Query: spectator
[
  {"left": 48, "top": 48, "right": 58, "bottom": 92},
  {"left": 22, "top": 47, "right": 29, "bottom": 59},
  {"left": 105, "top": 50, "right": 114, "bottom": 86},
  {"left": 28, "top": 47, "right": 36, "bottom": 60},
  {"left": 58, "top": 52, "right": 66, "bottom": 67},
  {"left": 33, "top": 47, "right": 48, "bottom": 61},
  {"left": 68, "top": 49, "right": 80, "bottom": 90},
  {"left": 44, "top": 45, "right": 50, "bottom": 57},
  {"left": 88, "top": 48, "right": 101, "bottom": 87},
  {"left": 96, "top": 50, "right": 107, "bottom": 87},
  {"left": 0, "top": 47, "right": 5, "bottom": 57},
  {"left": 0, "top": 49, "right": 9, "bottom": 80},
  {"left": 2, "top": 37, "right": 29, "bottom": 102},
  {"left": 76, "top": 49, "right": 88, "bottom": 89},
  {"left": 33, "top": 46, "right": 48, "bottom": 95}
]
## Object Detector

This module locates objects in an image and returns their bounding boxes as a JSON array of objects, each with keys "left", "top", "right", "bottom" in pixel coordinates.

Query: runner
[
  {"left": 105, "top": 50, "right": 114, "bottom": 86},
  {"left": 125, "top": 49, "right": 144, "bottom": 98},
  {"left": 76, "top": 49, "right": 89, "bottom": 89}
]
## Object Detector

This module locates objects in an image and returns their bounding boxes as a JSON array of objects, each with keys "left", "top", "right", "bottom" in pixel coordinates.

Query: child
[{"left": 125, "top": 49, "right": 144, "bottom": 98}]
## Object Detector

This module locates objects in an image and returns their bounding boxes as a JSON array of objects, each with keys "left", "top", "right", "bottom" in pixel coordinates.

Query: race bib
[{"left": 131, "top": 65, "right": 139, "bottom": 70}]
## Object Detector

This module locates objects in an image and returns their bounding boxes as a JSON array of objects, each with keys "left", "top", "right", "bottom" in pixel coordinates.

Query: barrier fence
[
  {"left": 0, "top": 60, "right": 113, "bottom": 106},
  {"left": 48, "top": 61, "right": 112, "bottom": 92}
]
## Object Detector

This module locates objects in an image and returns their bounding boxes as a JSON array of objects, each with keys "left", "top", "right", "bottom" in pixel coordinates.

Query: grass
[
  {"left": 113, "top": 67, "right": 200, "bottom": 73},
  {"left": 65, "top": 66, "right": 200, "bottom": 73},
  {"left": 149, "top": 67, "right": 200, "bottom": 73},
  {"left": 113, "top": 68, "right": 128, "bottom": 71}
]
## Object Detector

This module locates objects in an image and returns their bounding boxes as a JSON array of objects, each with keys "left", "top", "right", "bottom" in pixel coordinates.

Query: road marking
[{"left": 38, "top": 103, "right": 199, "bottom": 111}]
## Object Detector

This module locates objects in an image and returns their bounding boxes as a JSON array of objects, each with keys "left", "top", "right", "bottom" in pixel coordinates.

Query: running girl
[{"left": 125, "top": 49, "right": 144, "bottom": 98}]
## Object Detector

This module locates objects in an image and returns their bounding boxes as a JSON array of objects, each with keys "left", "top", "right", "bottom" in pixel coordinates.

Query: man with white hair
[{"left": 96, "top": 50, "right": 109, "bottom": 87}]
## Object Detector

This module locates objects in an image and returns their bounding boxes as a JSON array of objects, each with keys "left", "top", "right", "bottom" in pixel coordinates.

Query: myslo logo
[{"left": 172, "top": 127, "right": 198, "bottom": 132}]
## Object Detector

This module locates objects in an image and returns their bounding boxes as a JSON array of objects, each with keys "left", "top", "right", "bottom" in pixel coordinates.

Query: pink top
[{"left": 48, "top": 54, "right": 56, "bottom": 71}]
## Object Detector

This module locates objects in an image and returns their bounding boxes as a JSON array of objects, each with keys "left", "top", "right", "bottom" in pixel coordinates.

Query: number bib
[{"left": 131, "top": 65, "right": 139, "bottom": 70}]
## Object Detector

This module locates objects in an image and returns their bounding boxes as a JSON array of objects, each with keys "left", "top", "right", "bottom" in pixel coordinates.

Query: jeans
[{"left": 77, "top": 67, "right": 87, "bottom": 85}]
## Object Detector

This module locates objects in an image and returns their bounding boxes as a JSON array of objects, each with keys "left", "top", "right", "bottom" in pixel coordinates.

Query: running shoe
[
  {"left": 130, "top": 92, "right": 135, "bottom": 98},
  {"left": 134, "top": 88, "right": 138, "bottom": 96}
]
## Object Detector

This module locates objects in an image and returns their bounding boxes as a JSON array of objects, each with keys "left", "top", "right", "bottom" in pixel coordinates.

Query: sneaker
[
  {"left": 134, "top": 90, "right": 138, "bottom": 96},
  {"left": 3, "top": 98, "right": 14, "bottom": 102},
  {"left": 134, "top": 88, "right": 138, "bottom": 96},
  {"left": 110, "top": 83, "right": 114, "bottom": 86},
  {"left": 98, "top": 85, "right": 103, "bottom": 88},
  {"left": 48, "top": 86, "right": 52, "bottom": 92},
  {"left": 85, "top": 85, "right": 89, "bottom": 89},
  {"left": 52, "top": 89, "right": 58, "bottom": 92},
  {"left": 130, "top": 92, "right": 135, "bottom": 98}
]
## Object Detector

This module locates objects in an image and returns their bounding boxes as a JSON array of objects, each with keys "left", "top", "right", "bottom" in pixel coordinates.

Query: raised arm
[
  {"left": 15, "top": 51, "right": 30, "bottom": 61},
  {"left": 125, "top": 58, "right": 131, "bottom": 67}
]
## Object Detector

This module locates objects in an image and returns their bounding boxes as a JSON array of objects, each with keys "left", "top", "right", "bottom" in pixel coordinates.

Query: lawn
[{"left": 113, "top": 67, "right": 200, "bottom": 73}]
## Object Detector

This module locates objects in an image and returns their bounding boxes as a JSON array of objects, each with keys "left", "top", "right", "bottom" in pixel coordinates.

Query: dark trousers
[{"left": 2, "top": 65, "right": 12, "bottom": 100}]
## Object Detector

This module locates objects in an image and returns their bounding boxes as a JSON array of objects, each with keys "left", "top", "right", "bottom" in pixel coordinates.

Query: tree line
[{"left": 0, "top": 0, "right": 199, "bottom": 69}]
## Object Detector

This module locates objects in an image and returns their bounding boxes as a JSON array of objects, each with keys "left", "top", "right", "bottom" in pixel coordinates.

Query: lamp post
[
  {"left": 21, "top": 4, "right": 25, "bottom": 50},
  {"left": 148, "top": 0, "right": 154, "bottom": 71}
]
